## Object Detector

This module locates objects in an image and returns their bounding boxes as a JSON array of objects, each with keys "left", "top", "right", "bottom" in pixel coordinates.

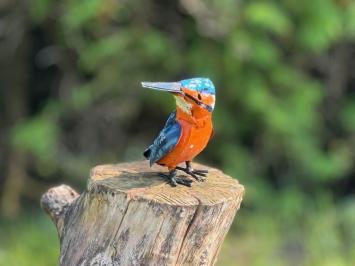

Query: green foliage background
[{"left": 0, "top": 0, "right": 354, "bottom": 265}]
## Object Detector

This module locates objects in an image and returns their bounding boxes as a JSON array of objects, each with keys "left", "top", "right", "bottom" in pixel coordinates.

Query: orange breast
[{"left": 157, "top": 113, "right": 213, "bottom": 169}]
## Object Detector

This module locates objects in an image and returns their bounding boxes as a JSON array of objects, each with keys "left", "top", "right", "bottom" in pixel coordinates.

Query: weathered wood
[
  {"left": 40, "top": 184, "right": 79, "bottom": 237},
  {"left": 41, "top": 161, "right": 244, "bottom": 266}
]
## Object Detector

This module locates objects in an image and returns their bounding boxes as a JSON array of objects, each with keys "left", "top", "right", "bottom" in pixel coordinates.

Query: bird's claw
[
  {"left": 158, "top": 173, "right": 192, "bottom": 187},
  {"left": 174, "top": 176, "right": 193, "bottom": 186},
  {"left": 183, "top": 170, "right": 206, "bottom": 181},
  {"left": 191, "top": 172, "right": 206, "bottom": 182},
  {"left": 175, "top": 166, "right": 208, "bottom": 182},
  {"left": 192, "top": 170, "right": 208, "bottom": 177}
]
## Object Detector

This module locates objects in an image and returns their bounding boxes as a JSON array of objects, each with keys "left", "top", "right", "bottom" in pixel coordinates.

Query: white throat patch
[{"left": 174, "top": 96, "right": 192, "bottom": 114}]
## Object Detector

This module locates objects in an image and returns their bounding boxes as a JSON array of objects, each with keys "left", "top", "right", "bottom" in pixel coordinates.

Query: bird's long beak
[{"left": 141, "top": 82, "right": 182, "bottom": 93}]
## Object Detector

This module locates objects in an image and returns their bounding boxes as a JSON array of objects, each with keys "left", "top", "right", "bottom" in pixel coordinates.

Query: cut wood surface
[{"left": 41, "top": 161, "right": 244, "bottom": 266}]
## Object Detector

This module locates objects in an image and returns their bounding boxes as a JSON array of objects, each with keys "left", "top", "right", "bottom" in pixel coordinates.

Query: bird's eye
[{"left": 198, "top": 93, "right": 202, "bottom": 100}]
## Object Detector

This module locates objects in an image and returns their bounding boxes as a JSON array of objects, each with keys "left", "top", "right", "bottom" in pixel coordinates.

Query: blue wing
[{"left": 143, "top": 112, "right": 181, "bottom": 166}]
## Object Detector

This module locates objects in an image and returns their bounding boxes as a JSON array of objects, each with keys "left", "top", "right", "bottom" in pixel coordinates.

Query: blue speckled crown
[{"left": 180, "top": 78, "right": 215, "bottom": 95}]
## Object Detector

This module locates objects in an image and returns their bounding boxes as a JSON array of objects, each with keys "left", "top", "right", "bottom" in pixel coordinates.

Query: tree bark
[{"left": 41, "top": 161, "right": 244, "bottom": 266}]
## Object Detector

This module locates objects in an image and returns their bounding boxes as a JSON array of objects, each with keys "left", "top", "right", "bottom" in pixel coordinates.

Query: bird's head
[{"left": 141, "top": 78, "right": 216, "bottom": 115}]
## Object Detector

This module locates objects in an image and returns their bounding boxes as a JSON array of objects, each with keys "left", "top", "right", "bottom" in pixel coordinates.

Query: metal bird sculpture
[{"left": 142, "top": 78, "right": 215, "bottom": 187}]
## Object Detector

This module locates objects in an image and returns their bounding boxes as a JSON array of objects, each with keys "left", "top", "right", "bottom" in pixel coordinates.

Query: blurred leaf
[
  {"left": 63, "top": 0, "right": 101, "bottom": 30},
  {"left": 11, "top": 117, "right": 58, "bottom": 161},
  {"left": 78, "top": 33, "right": 130, "bottom": 71},
  {"left": 296, "top": 0, "right": 342, "bottom": 51},
  {"left": 244, "top": 2, "right": 292, "bottom": 35},
  {"left": 0, "top": 213, "right": 59, "bottom": 266},
  {"left": 341, "top": 99, "right": 355, "bottom": 132},
  {"left": 70, "top": 85, "right": 94, "bottom": 109},
  {"left": 344, "top": 2, "right": 355, "bottom": 36},
  {"left": 30, "top": 0, "right": 53, "bottom": 22}
]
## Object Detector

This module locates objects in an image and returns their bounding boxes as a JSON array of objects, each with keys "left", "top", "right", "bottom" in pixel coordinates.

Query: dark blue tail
[{"left": 143, "top": 147, "right": 151, "bottom": 159}]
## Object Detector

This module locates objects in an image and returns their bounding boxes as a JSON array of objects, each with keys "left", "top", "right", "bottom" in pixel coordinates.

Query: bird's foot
[
  {"left": 158, "top": 171, "right": 192, "bottom": 187},
  {"left": 175, "top": 165, "right": 208, "bottom": 182}
]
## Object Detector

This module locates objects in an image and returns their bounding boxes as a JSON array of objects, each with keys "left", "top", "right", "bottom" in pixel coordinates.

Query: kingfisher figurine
[{"left": 142, "top": 78, "right": 215, "bottom": 187}]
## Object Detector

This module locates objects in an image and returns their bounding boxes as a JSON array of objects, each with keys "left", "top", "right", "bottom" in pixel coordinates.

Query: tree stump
[{"left": 41, "top": 161, "right": 244, "bottom": 266}]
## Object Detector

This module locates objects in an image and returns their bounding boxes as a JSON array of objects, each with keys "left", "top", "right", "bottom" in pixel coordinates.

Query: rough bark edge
[{"left": 40, "top": 184, "right": 79, "bottom": 237}]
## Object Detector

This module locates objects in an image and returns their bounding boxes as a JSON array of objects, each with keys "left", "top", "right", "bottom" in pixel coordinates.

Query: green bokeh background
[{"left": 0, "top": 0, "right": 354, "bottom": 265}]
